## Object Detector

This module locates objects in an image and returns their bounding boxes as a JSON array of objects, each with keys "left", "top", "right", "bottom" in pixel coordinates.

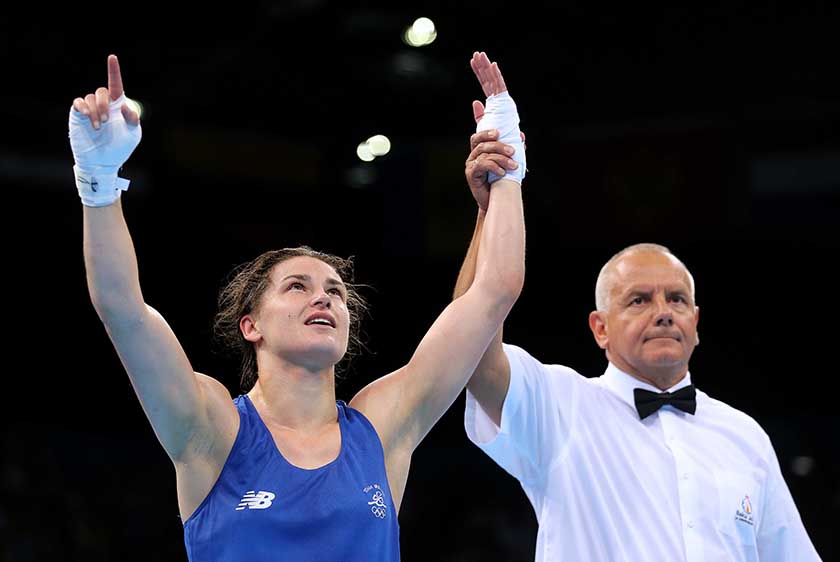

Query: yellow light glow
[
  {"left": 367, "top": 134, "right": 391, "bottom": 156},
  {"left": 124, "top": 96, "right": 144, "bottom": 119},
  {"left": 356, "top": 142, "right": 375, "bottom": 162},
  {"left": 413, "top": 17, "right": 435, "bottom": 36},
  {"left": 402, "top": 16, "right": 437, "bottom": 47},
  {"left": 404, "top": 26, "right": 425, "bottom": 47}
]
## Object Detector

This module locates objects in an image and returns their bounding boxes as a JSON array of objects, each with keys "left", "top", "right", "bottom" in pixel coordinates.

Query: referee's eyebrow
[
  {"left": 619, "top": 285, "right": 691, "bottom": 303},
  {"left": 620, "top": 286, "right": 653, "bottom": 300}
]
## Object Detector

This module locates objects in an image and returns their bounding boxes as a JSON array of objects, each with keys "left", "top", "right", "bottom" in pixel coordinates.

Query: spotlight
[{"left": 402, "top": 17, "right": 437, "bottom": 47}]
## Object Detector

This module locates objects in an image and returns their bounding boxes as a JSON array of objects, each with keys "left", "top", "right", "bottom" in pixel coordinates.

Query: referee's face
[{"left": 592, "top": 251, "right": 699, "bottom": 388}]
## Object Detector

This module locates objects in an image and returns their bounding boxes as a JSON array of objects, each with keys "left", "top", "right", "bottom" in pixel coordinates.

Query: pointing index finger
[{"left": 108, "top": 54, "right": 124, "bottom": 101}]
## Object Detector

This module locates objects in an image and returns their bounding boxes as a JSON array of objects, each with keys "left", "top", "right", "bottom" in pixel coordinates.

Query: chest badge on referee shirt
[
  {"left": 734, "top": 495, "right": 754, "bottom": 525},
  {"left": 362, "top": 484, "right": 388, "bottom": 519}
]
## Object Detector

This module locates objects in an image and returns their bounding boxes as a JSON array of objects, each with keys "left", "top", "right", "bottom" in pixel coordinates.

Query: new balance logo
[
  {"left": 236, "top": 490, "right": 276, "bottom": 511},
  {"left": 78, "top": 177, "right": 99, "bottom": 192}
]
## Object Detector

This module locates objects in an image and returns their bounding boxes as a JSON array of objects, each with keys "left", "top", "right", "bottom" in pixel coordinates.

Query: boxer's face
[{"left": 242, "top": 256, "right": 350, "bottom": 370}]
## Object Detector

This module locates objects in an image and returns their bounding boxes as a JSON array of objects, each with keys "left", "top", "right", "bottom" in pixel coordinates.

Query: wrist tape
[{"left": 476, "top": 91, "right": 526, "bottom": 184}]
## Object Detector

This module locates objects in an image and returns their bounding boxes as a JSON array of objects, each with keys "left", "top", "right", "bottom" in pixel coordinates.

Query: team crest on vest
[
  {"left": 362, "top": 484, "right": 388, "bottom": 519},
  {"left": 236, "top": 490, "right": 276, "bottom": 511},
  {"left": 734, "top": 494, "right": 754, "bottom": 525}
]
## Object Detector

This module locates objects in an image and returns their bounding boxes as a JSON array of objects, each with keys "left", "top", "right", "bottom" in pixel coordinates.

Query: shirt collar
[{"left": 600, "top": 362, "right": 693, "bottom": 411}]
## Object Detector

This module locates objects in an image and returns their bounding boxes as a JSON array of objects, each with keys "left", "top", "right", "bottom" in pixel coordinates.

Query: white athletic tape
[
  {"left": 476, "top": 91, "right": 526, "bottom": 184},
  {"left": 69, "top": 94, "right": 141, "bottom": 207}
]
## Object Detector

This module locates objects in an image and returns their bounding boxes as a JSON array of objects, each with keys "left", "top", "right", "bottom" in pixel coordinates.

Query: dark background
[{"left": 2, "top": 1, "right": 838, "bottom": 560}]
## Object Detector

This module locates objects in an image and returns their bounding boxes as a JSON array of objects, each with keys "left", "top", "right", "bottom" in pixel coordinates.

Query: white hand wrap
[
  {"left": 68, "top": 94, "right": 142, "bottom": 207},
  {"left": 476, "top": 91, "right": 526, "bottom": 185}
]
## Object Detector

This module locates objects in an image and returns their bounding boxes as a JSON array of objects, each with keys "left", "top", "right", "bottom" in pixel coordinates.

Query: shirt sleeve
[
  {"left": 464, "top": 343, "right": 580, "bottom": 487},
  {"left": 756, "top": 435, "right": 823, "bottom": 562}
]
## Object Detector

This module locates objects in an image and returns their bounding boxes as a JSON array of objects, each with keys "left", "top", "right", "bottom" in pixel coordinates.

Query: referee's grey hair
[{"left": 594, "top": 243, "right": 696, "bottom": 311}]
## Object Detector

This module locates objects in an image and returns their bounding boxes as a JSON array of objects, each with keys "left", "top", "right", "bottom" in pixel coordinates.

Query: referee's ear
[
  {"left": 589, "top": 310, "right": 609, "bottom": 350},
  {"left": 693, "top": 306, "right": 700, "bottom": 346}
]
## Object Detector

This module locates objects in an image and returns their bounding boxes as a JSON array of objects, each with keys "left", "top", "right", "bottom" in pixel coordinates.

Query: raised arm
[
  {"left": 73, "top": 56, "right": 237, "bottom": 465},
  {"left": 351, "top": 52, "right": 525, "bottom": 458},
  {"left": 452, "top": 98, "right": 526, "bottom": 426}
]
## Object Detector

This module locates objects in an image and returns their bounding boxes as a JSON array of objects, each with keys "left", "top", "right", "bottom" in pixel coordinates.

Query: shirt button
[
  {"left": 687, "top": 521, "right": 694, "bottom": 528},
  {"left": 682, "top": 473, "right": 689, "bottom": 480}
]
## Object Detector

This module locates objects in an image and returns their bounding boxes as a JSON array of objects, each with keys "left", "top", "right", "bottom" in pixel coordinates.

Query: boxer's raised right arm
[{"left": 76, "top": 56, "right": 237, "bottom": 463}]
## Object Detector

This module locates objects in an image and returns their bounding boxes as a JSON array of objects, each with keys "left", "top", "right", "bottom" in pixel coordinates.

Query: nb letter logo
[{"left": 236, "top": 490, "right": 276, "bottom": 511}]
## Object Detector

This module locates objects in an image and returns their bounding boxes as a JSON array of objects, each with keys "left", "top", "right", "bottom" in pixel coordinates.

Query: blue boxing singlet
[{"left": 183, "top": 395, "right": 401, "bottom": 562}]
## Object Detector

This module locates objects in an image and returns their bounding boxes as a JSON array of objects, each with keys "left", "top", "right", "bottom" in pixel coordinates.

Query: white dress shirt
[{"left": 465, "top": 344, "right": 822, "bottom": 562}]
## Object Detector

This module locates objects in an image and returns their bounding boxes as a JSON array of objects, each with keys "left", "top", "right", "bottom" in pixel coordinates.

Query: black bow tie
[{"left": 633, "top": 385, "right": 697, "bottom": 420}]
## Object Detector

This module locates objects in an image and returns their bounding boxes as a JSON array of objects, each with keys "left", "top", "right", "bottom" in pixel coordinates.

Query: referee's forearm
[{"left": 452, "top": 208, "right": 486, "bottom": 300}]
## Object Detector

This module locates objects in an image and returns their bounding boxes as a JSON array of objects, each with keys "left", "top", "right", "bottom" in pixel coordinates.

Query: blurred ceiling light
[
  {"left": 356, "top": 142, "right": 375, "bottom": 162},
  {"left": 402, "top": 17, "right": 437, "bottom": 47},
  {"left": 357, "top": 135, "right": 391, "bottom": 162},
  {"left": 367, "top": 134, "right": 391, "bottom": 156},
  {"left": 413, "top": 17, "right": 434, "bottom": 36}
]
